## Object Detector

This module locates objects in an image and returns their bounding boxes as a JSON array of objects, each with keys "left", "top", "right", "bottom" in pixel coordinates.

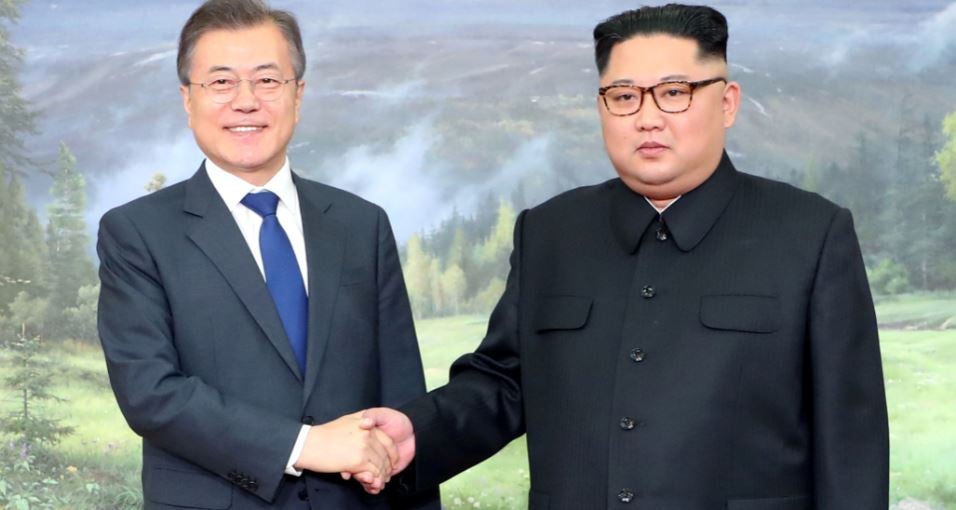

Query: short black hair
[
  {"left": 177, "top": 0, "right": 306, "bottom": 85},
  {"left": 593, "top": 4, "right": 728, "bottom": 75}
]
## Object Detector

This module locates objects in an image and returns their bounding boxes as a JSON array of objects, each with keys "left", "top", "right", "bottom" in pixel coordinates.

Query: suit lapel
[
  {"left": 183, "top": 165, "right": 304, "bottom": 380},
  {"left": 295, "top": 177, "right": 346, "bottom": 405}
]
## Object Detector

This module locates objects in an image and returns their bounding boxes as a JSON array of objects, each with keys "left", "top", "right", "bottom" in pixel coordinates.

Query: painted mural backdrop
[{"left": 1, "top": 1, "right": 954, "bottom": 508}]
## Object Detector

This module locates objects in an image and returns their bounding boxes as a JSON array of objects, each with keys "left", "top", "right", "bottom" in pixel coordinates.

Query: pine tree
[
  {"left": 938, "top": 111, "right": 956, "bottom": 202},
  {"left": 0, "top": 164, "right": 46, "bottom": 311},
  {"left": 469, "top": 276, "right": 506, "bottom": 316},
  {"left": 932, "top": 112, "right": 956, "bottom": 288},
  {"left": 478, "top": 200, "right": 516, "bottom": 269},
  {"left": 440, "top": 264, "right": 467, "bottom": 315},
  {"left": 403, "top": 233, "right": 434, "bottom": 317},
  {"left": 838, "top": 133, "right": 887, "bottom": 256},
  {"left": 0, "top": 0, "right": 37, "bottom": 173},
  {"left": 443, "top": 199, "right": 513, "bottom": 316},
  {"left": 471, "top": 193, "right": 500, "bottom": 240},
  {"left": 43, "top": 143, "right": 96, "bottom": 338},
  {"left": 0, "top": 306, "right": 73, "bottom": 510},
  {"left": 428, "top": 258, "right": 443, "bottom": 316},
  {"left": 61, "top": 283, "right": 100, "bottom": 344},
  {"left": 887, "top": 105, "right": 951, "bottom": 290},
  {"left": 0, "top": 0, "right": 43, "bottom": 311},
  {"left": 0, "top": 293, "right": 71, "bottom": 510},
  {"left": 446, "top": 225, "right": 481, "bottom": 298},
  {"left": 1, "top": 295, "right": 73, "bottom": 455}
]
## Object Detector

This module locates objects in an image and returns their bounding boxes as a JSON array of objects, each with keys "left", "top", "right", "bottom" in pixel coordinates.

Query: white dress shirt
[
  {"left": 646, "top": 195, "right": 681, "bottom": 214},
  {"left": 205, "top": 158, "right": 309, "bottom": 292},
  {"left": 205, "top": 158, "right": 311, "bottom": 476}
]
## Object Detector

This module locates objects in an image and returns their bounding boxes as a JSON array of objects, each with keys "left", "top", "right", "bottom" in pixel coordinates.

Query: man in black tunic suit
[{"left": 365, "top": 5, "right": 889, "bottom": 509}]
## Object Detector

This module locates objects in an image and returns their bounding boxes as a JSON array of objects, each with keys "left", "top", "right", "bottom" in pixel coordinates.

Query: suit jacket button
[
  {"left": 629, "top": 348, "right": 645, "bottom": 363},
  {"left": 618, "top": 489, "right": 635, "bottom": 503},
  {"left": 620, "top": 417, "right": 636, "bottom": 430},
  {"left": 298, "top": 488, "right": 309, "bottom": 501},
  {"left": 641, "top": 285, "right": 656, "bottom": 299},
  {"left": 248, "top": 479, "right": 259, "bottom": 491}
]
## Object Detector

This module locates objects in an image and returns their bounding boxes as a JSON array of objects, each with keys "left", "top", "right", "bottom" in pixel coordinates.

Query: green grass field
[
  {"left": 875, "top": 292, "right": 956, "bottom": 330},
  {"left": 1, "top": 298, "right": 954, "bottom": 509},
  {"left": 882, "top": 328, "right": 956, "bottom": 508}
]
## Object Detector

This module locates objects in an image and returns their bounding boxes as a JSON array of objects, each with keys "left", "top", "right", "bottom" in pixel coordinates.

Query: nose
[
  {"left": 230, "top": 79, "right": 260, "bottom": 112},
  {"left": 634, "top": 90, "right": 665, "bottom": 131}
]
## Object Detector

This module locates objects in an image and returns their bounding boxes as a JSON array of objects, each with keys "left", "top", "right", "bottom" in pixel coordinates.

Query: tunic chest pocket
[
  {"left": 534, "top": 295, "right": 593, "bottom": 332},
  {"left": 699, "top": 294, "right": 781, "bottom": 333}
]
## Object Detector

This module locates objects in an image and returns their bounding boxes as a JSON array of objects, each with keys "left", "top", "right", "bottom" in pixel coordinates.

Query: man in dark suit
[
  {"left": 96, "top": 1, "right": 439, "bottom": 508},
  {"left": 364, "top": 4, "right": 889, "bottom": 509}
]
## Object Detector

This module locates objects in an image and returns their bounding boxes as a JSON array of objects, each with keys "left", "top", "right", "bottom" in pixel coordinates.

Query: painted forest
[{"left": 2, "top": 0, "right": 956, "bottom": 508}]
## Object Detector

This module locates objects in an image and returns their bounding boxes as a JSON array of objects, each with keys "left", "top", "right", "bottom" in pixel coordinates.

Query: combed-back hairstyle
[{"left": 177, "top": 0, "right": 306, "bottom": 85}]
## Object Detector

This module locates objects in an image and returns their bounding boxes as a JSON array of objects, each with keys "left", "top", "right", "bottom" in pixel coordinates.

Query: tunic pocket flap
[
  {"left": 534, "top": 295, "right": 593, "bottom": 332},
  {"left": 699, "top": 294, "right": 781, "bottom": 333}
]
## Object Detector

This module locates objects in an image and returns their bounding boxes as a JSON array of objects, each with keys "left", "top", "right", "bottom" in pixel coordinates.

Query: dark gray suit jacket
[
  {"left": 401, "top": 153, "right": 888, "bottom": 510},
  {"left": 97, "top": 164, "right": 439, "bottom": 509}
]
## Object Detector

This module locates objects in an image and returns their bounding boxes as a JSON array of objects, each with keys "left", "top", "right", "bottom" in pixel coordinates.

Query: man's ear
[
  {"left": 722, "top": 80, "right": 741, "bottom": 128},
  {"left": 294, "top": 80, "right": 306, "bottom": 124},
  {"left": 180, "top": 84, "right": 193, "bottom": 128}
]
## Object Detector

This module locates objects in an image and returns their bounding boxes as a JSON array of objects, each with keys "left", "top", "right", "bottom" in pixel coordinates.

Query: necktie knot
[{"left": 241, "top": 190, "right": 280, "bottom": 218}]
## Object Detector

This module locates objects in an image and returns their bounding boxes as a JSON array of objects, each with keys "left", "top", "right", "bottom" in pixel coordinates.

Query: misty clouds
[{"left": 9, "top": 0, "right": 956, "bottom": 244}]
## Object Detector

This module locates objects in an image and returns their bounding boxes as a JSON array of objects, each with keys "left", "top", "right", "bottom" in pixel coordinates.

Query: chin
[
  {"left": 227, "top": 153, "right": 271, "bottom": 170},
  {"left": 619, "top": 167, "right": 679, "bottom": 187}
]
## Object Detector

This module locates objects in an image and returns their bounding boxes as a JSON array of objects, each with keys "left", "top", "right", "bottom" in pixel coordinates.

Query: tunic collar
[{"left": 610, "top": 151, "right": 740, "bottom": 253}]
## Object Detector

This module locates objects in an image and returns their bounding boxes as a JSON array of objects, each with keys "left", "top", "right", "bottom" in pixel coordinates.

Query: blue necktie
[{"left": 241, "top": 191, "right": 308, "bottom": 375}]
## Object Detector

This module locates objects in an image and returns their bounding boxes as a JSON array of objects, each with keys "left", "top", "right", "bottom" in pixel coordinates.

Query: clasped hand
[{"left": 293, "top": 408, "right": 414, "bottom": 494}]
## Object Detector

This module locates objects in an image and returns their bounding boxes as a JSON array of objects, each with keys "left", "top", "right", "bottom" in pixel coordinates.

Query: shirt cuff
[{"left": 285, "top": 425, "right": 311, "bottom": 476}]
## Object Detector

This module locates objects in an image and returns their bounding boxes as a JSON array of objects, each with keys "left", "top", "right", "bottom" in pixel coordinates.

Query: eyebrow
[
  {"left": 606, "top": 74, "right": 693, "bottom": 87},
  {"left": 205, "top": 63, "right": 282, "bottom": 74}
]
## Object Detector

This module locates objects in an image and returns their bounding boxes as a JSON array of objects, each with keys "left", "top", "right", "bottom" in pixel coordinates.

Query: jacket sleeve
[
  {"left": 807, "top": 207, "right": 889, "bottom": 509},
  {"left": 96, "top": 208, "right": 302, "bottom": 503},
  {"left": 399, "top": 210, "right": 528, "bottom": 490}
]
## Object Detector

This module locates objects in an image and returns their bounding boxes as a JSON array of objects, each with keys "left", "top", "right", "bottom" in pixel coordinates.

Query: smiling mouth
[{"left": 226, "top": 126, "right": 266, "bottom": 133}]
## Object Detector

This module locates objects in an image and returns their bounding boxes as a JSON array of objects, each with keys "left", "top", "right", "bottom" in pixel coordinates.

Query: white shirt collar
[
  {"left": 205, "top": 158, "right": 298, "bottom": 211},
  {"left": 645, "top": 195, "right": 681, "bottom": 214}
]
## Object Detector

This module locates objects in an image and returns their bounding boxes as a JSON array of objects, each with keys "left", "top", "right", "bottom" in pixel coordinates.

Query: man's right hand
[
  {"left": 294, "top": 411, "right": 398, "bottom": 492},
  {"left": 362, "top": 407, "right": 416, "bottom": 475},
  {"left": 342, "top": 407, "right": 416, "bottom": 494}
]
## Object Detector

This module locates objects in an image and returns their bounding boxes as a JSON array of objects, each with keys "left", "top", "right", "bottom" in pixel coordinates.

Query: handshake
[{"left": 292, "top": 407, "right": 412, "bottom": 494}]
